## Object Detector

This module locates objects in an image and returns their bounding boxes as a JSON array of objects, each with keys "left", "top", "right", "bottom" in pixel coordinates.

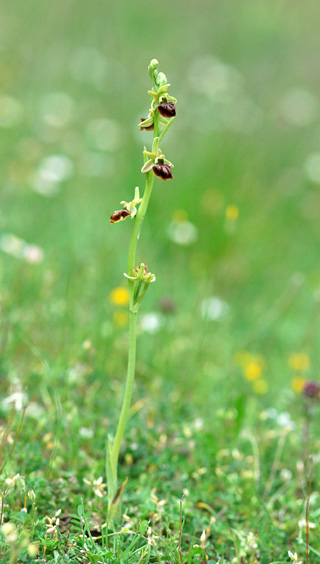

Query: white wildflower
[
  {"left": 168, "top": 219, "right": 198, "bottom": 246},
  {"left": 140, "top": 313, "right": 163, "bottom": 334},
  {"left": 1, "top": 522, "right": 18, "bottom": 543},
  {"left": 2, "top": 391, "right": 26, "bottom": 412},
  {"left": 201, "top": 296, "right": 229, "bottom": 321}
]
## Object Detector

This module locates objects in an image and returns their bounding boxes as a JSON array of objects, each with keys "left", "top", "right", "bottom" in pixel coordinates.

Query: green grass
[{"left": 1, "top": 1, "right": 320, "bottom": 562}]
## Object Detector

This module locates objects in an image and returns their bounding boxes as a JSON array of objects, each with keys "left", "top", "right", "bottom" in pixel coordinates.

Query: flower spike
[{"left": 107, "top": 60, "right": 176, "bottom": 523}]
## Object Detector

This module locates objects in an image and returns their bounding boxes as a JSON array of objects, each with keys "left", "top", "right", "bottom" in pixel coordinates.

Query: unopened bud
[
  {"left": 148, "top": 59, "right": 159, "bottom": 83},
  {"left": 149, "top": 59, "right": 159, "bottom": 72},
  {"left": 306, "top": 455, "right": 315, "bottom": 482},
  {"left": 14, "top": 474, "right": 26, "bottom": 492},
  {"left": 156, "top": 71, "right": 167, "bottom": 88},
  {"left": 28, "top": 489, "right": 36, "bottom": 503}
]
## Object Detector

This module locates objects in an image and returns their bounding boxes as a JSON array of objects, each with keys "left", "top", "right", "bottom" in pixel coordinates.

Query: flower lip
[
  {"left": 158, "top": 102, "right": 176, "bottom": 118},
  {"left": 152, "top": 163, "right": 173, "bottom": 180},
  {"left": 140, "top": 117, "right": 154, "bottom": 131},
  {"left": 110, "top": 209, "right": 131, "bottom": 223}
]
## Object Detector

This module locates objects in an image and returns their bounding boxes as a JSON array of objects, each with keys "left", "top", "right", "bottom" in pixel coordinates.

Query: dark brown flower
[
  {"left": 110, "top": 209, "right": 131, "bottom": 224},
  {"left": 152, "top": 162, "right": 173, "bottom": 181},
  {"left": 158, "top": 102, "right": 176, "bottom": 118},
  {"left": 303, "top": 380, "right": 320, "bottom": 399},
  {"left": 140, "top": 117, "right": 154, "bottom": 131}
]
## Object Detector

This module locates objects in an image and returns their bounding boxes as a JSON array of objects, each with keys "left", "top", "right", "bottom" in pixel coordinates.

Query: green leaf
[
  {"left": 108, "top": 477, "right": 128, "bottom": 523},
  {"left": 139, "top": 520, "right": 149, "bottom": 534},
  {"left": 106, "top": 434, "right": 116, "bottom": 503},
  {"left": 87, "top": 552, "right": 102, "bottom": 564}
]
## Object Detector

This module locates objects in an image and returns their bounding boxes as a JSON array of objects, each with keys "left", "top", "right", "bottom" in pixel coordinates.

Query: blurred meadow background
[{"left": 1, "top": 1, "right": 320, "bottom": 562}]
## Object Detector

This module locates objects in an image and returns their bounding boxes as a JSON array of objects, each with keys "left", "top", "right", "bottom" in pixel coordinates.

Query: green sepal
[
  {"left": 148, "top": 59, "right": 159, "bottom": 76},
  {"left": 159, "top": 114, "right": 169, "bottom": 125},
  {"left": 152, "top": 136, "right": 159, "bottom": 154},
  {"left": 156, "top": 72, "right": 167, "bottom": 88},
  {"left": 141, "top": 159, "right": 154, "bottom": 173},
  {"left": 138, "top": 115, "right": 154, "bottom": 128},
  {"left": 148, "top": 59, "right": 159, "bottom": 88},
  {"left": 157, "top": 84, "right": 170, "bottom": 94},
  {"left": 148, "top": 84, "right": 170, "bottom": 99},
  {"left": 165, "top": 94, "right": 177, "bottom": 102}
]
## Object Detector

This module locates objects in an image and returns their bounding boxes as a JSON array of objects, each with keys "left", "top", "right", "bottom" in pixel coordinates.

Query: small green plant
[{"left": 107, "top": 59, "right": 177, "bottom": 521}]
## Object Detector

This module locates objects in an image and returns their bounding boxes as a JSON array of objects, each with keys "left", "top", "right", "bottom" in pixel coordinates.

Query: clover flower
[
  {"left": 288, "top": 551, "right": 303, "bottom": 564},
  {"left": 291, "top": 377, "right": 320, "bottom": 399},
  {"left": 83, "top": 476, "right": 106, "bottom": 498},
  {"left": 303, "top": 380, "right": 320, "bottom": 399},
  {"left": 1, "top": 522, "right": 18, "bottom": 544},
  {"left": 45, "top": 509, "right": 61, "bottom": 535}
]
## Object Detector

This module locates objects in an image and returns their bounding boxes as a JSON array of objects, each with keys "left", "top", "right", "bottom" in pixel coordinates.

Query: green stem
[
  {"left": 110, "top": 173, "right": 154, "bottom": 469},
  {"left": 158, "top": 116, "right": 174, "bottom": 143},
  {"left": 110, "top": 308, "right": 137, "bottom": 476},
  {"left": 127, "top": 171, "right": 155, "bottom": 285},
  {"left": 153, "top": 108, "right": 160, "bottom": 139},
  {"left": 109, "top": 113, "right": 159, "bottom": 502}
]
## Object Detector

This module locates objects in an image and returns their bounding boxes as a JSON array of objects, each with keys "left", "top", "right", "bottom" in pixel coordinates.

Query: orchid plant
[{"left": 107, "top": 59, "right": 176, "bottom": 521}]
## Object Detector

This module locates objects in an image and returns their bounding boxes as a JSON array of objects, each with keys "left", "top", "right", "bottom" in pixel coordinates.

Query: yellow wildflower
[
  {"left": 172, "top": 209, "right": 188, "bottom": 223},
  {"left": 288, "top": 353, "right": 310, "bottom": 372},
  {"left": 109, "top": 286, "right": 130, "bottom": 306},
  {"left": 226, "top": 205, "right": 239, "bottom": 221},
  {"left": 291, "top": 377, "right": 306, "bottom": 393},
  {"left": 125, "top": 453, "right": 133, "bottom": 466},
  {"left": 113, "top": 311, "right": 129, "bottom": 327},
  {"left": 235, "top": 351, "right": 264, "bottom": 367},
  {"left": 244, "top": 362, "right": 262, "bottom": 381},
  {"left": 252, "top": 379, "right": 268, "bottom": 394}
]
